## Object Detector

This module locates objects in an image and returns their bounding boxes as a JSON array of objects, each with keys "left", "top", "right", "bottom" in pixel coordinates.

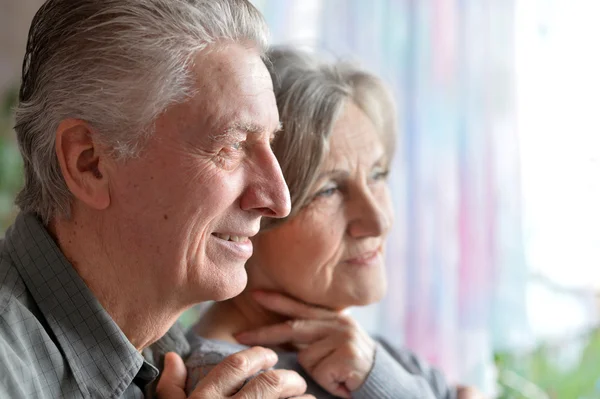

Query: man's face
[{"left": 105, "top": 43, "right": 290, "bottom": 303}]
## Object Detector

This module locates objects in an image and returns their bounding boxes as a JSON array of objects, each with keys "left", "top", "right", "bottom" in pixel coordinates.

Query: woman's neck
[{"left": 194, "top": 290, "right": 288, "bottom": 344}]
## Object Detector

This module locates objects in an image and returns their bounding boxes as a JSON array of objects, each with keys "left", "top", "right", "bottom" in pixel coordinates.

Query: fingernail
[{"left": 266, "top": 348, "right": 278, "bottom": 362}]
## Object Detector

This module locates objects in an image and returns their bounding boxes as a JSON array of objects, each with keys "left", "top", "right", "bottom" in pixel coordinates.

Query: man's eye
[{"left": 230, "top": 142, "right": 243, "bottom": 150}]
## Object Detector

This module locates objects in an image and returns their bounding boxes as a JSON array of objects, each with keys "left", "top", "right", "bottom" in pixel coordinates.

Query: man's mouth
[{"left": 212, "top": 233, "right": 250, "bottom": 243}]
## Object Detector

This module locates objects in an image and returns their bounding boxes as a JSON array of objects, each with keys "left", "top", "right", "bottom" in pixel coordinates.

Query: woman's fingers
[
  {"left": 296, "top": 335, "right": 338, "bottom": 374},
  {"left": 234, "top": 301, "right": 376, "bottom": 398},
  {"left": 252, "top": 291, "right": 339, "bottom": 320},
  {"left": 310, "top": 354, "right": 353, "bottom": 399},
  {"left": 236, "top": 319, "right": 332, "bottom": 347},
  {"left": 301, "top": 337, "right": 374, "bottom": 394},
  {"left": 457, "top": 385, "right": 486, "bottom": 399}
]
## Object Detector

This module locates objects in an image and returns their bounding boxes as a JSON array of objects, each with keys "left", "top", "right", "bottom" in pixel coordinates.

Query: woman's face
[{"left": 248, "top": 101, "right": 394, "bottom": 310}]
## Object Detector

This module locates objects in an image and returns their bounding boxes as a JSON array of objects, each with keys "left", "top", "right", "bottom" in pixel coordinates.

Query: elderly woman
[{"left": 183, "top": 47, "right": 476, "bottom": 399}]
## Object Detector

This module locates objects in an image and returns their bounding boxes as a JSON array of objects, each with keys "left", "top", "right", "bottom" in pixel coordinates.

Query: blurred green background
[{"left": 0, "top": 86, "right": 21, "bottom": 232}]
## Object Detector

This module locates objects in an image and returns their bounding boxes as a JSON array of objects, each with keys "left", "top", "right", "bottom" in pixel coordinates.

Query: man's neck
[{"left": 48, "top": 214, "right": 185, "bottom": 351}]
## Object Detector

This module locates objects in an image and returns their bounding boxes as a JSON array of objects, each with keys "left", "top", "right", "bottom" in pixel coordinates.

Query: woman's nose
[{"left": 347, "top": 189, "right": 392, "bottom": 238}]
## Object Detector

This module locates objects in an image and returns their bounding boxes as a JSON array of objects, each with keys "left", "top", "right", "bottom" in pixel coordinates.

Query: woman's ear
[{"left": 55, "top": 119, "right": 111, "bottom": 210}]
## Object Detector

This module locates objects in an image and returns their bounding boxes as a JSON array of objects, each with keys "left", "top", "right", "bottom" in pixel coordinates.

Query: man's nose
[{"left": 240, "top": 144, "right": 291, "bottom": 218}]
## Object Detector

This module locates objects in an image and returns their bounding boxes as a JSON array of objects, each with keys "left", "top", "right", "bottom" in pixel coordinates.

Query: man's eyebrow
[
  {"left": 224, "top": 121, "right": 283, "bottom": 135},
  {"left": 208, "top": 121, "right": 282, "bottom": 143}
]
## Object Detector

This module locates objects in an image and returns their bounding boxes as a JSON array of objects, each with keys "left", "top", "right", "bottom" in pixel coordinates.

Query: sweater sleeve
[
  {"left": 183, "top": 334, "right": 253, "bottom": 396},
  {"left": 352, "top": 340, "right": 457, "bottom": 399}
]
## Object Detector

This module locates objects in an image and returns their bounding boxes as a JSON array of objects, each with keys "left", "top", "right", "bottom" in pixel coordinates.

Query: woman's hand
[
  {"left": 234, "top": 291, "right": 376, "bottom": 398},
  {"left": 457, "top": 385, "right": 486, "bottom": 399}
]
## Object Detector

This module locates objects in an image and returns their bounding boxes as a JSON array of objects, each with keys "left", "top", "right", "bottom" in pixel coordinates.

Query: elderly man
[{"left": 0, "top": 0, "right": 313, "bottom": 398}]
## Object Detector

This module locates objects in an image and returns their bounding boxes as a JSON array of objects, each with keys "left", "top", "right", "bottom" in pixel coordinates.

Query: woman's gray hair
[
  {"left": 263, "top": 46, "right": 398, "bottom": 230},
  {"left": 14, "top": 0, "right": 268, "bottom": 223}
]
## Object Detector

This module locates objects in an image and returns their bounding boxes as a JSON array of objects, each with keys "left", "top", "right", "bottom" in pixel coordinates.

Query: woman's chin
[
  {"left": 326, "top": 289, "right": 386, "bottom": 311},
  {"left": 350, "top": 295, "right": 383, "bottom": 309},
  {"left": 348, "top": 286, "right": 387, "bottom": 308}
]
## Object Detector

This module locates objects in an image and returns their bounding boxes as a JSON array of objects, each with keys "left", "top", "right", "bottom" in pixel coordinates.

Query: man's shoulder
[
  {"left": 0, "top": 254, "right": 73, "bottom": 398},
  {"left": 0, "top": 254, "right": 44, "bottom": 352},
  {"left": 0, "top": 236, "right": 47, "bottom": 366},
  {"left": 0, "top": 236, "right": 27, "bottom": 315}
]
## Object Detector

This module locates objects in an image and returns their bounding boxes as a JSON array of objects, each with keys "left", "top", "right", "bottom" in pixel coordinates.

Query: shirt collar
[{"left": 5, "top": 213, "right": 158, "bottom": 397}]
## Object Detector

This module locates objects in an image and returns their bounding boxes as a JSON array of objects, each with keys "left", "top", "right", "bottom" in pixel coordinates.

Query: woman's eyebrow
[
  {"left": 316, "top": 169, "right": 349, "bottom": 180},
  {"left": 372, "top": 154, "right": 389, "bottom": 168}
]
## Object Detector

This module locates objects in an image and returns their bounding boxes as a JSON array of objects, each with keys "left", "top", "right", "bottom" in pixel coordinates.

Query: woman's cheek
[{"left": 375, "top": 186, "right": 395, "bottom": 229}]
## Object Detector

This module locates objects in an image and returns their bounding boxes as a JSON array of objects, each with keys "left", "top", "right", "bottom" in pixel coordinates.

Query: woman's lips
[{"left": 344, "top": 248, "right": 381, "bottom": 266}]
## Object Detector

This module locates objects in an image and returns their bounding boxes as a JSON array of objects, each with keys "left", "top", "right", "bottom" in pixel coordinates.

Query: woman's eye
[
  {"left": 372, "top": 169, "right": 390, "bottom": 181},
  {"left": 315, "top": 186, "right": 338, "bottom": 198}
]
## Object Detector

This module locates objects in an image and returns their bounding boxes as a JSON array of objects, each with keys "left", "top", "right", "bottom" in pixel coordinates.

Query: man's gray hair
[
  {"left": 263, "top": 46, "right": 398, "bottom": 230},
  {"left": 14, "top": 0, "right": 269, "bottom": 223}
]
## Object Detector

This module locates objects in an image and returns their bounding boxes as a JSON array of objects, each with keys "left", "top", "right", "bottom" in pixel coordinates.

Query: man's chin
[
  {"left": 191, "top": 253, "right": 250, "bottom": 301},
  {"left": 211, "top": 269, "right": 249, "bottom": 302}
]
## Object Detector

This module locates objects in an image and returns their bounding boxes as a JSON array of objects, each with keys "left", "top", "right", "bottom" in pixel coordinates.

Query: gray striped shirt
[{"left": 0, "top": 213, "right": 159, "bottom": 398}]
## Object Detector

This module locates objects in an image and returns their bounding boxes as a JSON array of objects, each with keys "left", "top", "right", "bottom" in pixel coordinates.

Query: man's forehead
[
  {"left": 192, "top": 44, "right": 272, "bottom": 88},
  {"left": 166, "top": 44, "right": 278, "bottom": 139},
  {"left": 188, "top": 50, "right": 274, "bottom": 108},
  {"left": 169, "top": 92, "right": 280, "bottom": 144}
]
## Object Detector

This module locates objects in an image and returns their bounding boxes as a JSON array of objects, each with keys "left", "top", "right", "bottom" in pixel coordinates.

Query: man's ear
[{"left": 55, "top": 119, "right": 111, "bottom": 211}]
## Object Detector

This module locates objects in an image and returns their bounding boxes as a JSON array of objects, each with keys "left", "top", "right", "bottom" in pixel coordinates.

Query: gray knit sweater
[{"left": 183, "top": 332, "right": 457, "bottom": 399}]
